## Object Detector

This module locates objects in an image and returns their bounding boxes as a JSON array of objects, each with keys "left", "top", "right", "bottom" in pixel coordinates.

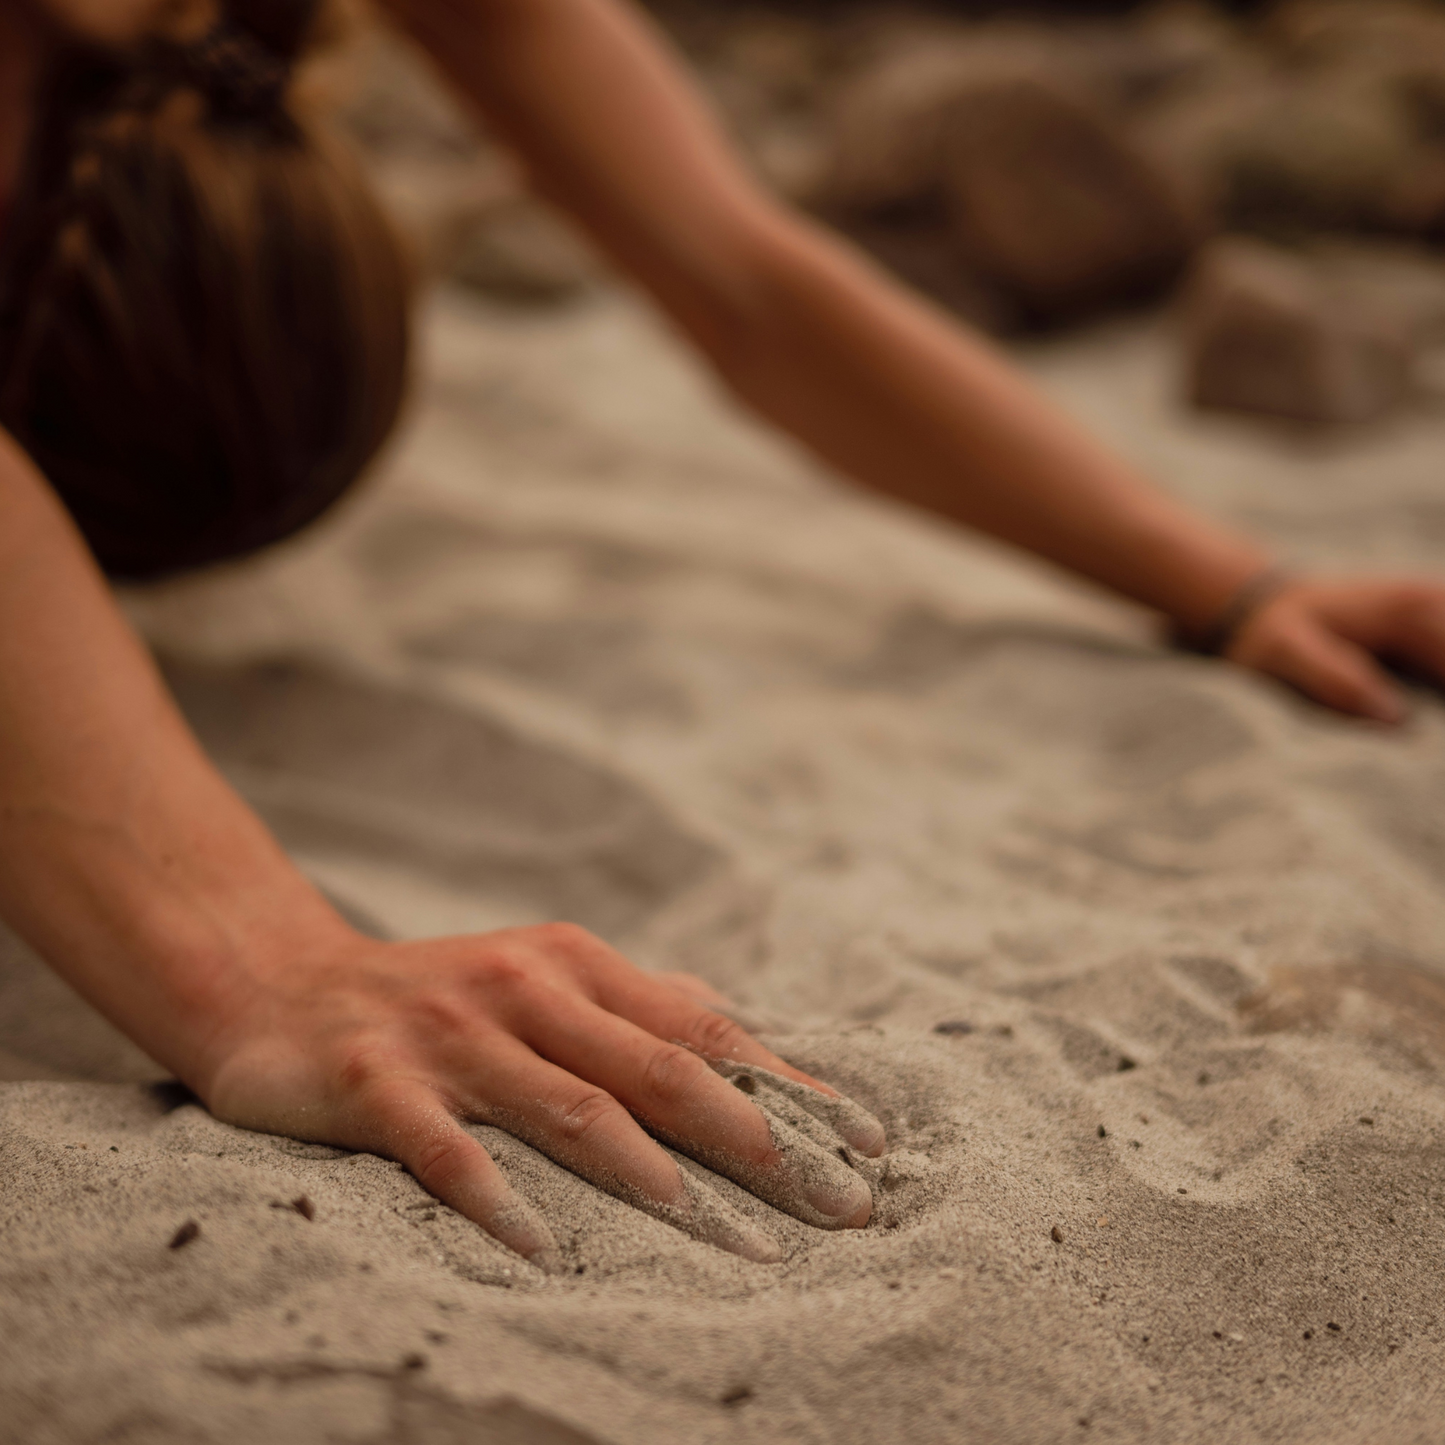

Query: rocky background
[{"left": 339, "top": 0, "right": 1445, "bottom": 427}]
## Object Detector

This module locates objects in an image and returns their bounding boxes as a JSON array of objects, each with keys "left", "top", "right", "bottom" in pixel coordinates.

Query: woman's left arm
[{"left": 384, "top": 0, "right": 1445, "bottom": 722}]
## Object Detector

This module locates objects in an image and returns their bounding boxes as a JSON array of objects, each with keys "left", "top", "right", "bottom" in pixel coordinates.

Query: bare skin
[{"left": 1, "top": 0, "right": 1444, "bottom": 1265}]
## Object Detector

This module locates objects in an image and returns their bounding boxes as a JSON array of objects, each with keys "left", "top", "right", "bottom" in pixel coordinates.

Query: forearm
[
  {"left": 0, "top": 432, "right": 347, "bottom": 1089},
  {"left": 706, "top": 216, "right": 1267, "bottom": 630},
  {"left": 390, "top": 0, "right": 1265, "bottom": 629}
]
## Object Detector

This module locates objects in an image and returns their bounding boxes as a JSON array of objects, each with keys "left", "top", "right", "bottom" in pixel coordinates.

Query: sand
[{"left": 3, "top": 283, "right": 1445, "bottom": 1444}]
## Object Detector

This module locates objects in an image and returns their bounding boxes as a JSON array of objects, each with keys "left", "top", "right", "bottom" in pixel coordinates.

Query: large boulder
[
  {"left": 819, "top": 32, "right": 1201, "bottom": 326},
  {"left": 941, "top": 77, "right": 1199, "bottom": 322},
  {"left": 1182, "top": 238, "right": 1415, "bottom": 425}
]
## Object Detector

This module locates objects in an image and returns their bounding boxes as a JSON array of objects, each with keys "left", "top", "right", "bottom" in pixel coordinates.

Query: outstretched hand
[
  {"left": 1225, "top": 577, "right": 1445, "bottom": 724},
  {"left": 199, "top": 922, "right": 884, "bottom": 1271}
]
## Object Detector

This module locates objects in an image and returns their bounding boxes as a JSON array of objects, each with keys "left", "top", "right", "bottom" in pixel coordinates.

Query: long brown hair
[{"left": 0, "top": 0, "right": 411, "bottom": 579}]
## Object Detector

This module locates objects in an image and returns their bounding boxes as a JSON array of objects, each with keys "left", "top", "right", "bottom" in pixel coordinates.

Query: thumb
[{"left": 1242, "top": 621, "right": 1404, "bottom": 723}]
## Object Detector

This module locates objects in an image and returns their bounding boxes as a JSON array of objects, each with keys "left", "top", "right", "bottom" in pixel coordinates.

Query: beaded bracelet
[{"left": 1173, "top": 565, "right": 1296, "bottom": 657}]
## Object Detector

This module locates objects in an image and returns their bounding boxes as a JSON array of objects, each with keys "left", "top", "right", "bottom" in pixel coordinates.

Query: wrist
[
  {"left": 1170, "top": 564, "right": 1298, "bottom": 657},
  {"left": 1107, "top": 511, "right": 1272, "bottom": 636},
  {"left": 0, "top": 806, "right": 358, "bottom": 1092}
]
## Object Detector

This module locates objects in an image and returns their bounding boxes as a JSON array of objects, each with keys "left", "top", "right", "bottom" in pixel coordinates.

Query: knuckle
[
  {"left": 553, "top": 1088, "right": 623, "bottom": 1145},
  {"left": 531, "top": 921, "right": 598, "bottom": 958},
  {"left": 471, "top": 952, "right": 532, "bottom": 994},
  {"left": 410, "top": 1134, "right": 472, "bottom": 1194},
  {"left": 638, "top": 1043, "right": 710, "bottom": 1109},
  {"left": 689, "top": 1009, "right": 749, "bottom": 1061},
  {"left": 334, "top": 1037, "right": 389, "bottom": 1096}
]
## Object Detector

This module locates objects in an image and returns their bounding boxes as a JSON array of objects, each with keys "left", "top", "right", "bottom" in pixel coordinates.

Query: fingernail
[
  {"left": 804, "top": 1171, "right": 872, "bottom": 1226},
  {"left": 839, "top": 1115, "right": 887, "bottom": 1158}
]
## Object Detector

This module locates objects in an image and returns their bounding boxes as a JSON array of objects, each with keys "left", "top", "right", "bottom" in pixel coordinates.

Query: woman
[{"left": 1, "top": 0, "right": 1442, "bottom": 1269}]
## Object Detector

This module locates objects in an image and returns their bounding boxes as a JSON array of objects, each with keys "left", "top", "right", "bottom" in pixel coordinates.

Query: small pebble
[
  {"left": 933, "top": 1020, "right": 974, "bottom": 1036},
  {"left": 1327, "top": 1322, "right": 1341, "bottom": 1332},
  {"left": 1177, "top": 1188, "right": 1188, "bottom": 1195},
  {"left": 732, "top": 1075, "right": 757, "bottom": 1094},
  {"left": 1096, "top": 1216, "right": 1109, "bottom": 1228},
  {"left": 1051, "top": 1225, "right": 1064, "bottom": 1243},
  {"left": 168, "top": 1220, "right": 200, "bottom": 1250},
  {"left": 1303, "top": 1330, "right": 1313, "bottom": 1340},
  {"left": 1117, "top": 1056, "right": 1137, "bottom": 1072},
  {"left": 721, "top": 1386, "right": 753, "bottom": 1407},
  {"left": 292, "top": 1196, "right": 315, "bottom": 1221},
  {"left": 402, "top": 1353, "right": 427, "bottom": 1371},
  {"left": 1358, "top": 1117, "right": 1374, "bottom": 1127},
  {"left": 1097, "top": 1125, "right": 1108, "bottom": 1138}
]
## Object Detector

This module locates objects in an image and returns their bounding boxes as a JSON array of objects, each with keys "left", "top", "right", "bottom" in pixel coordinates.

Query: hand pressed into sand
[{"left": 200, "top": 922, "right": 884, "bottom": 1270}]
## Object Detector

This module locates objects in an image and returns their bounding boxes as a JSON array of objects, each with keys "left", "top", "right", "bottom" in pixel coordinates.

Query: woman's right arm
[{"left": 0, "top": 428, "right": 881, "bottom": 1263}]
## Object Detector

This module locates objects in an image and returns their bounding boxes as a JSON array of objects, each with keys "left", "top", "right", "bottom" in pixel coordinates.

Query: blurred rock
[
  {"left": 819, "top": 26, "right": 1201, "bottom": 324},
  {"left": 1183, "top": 238, "right": 1415, "bottom": 424},
  {"left": 942, "top": 77, "right": 1199, "bottom": 322},
  {"left": 1141, "top": 0, "right": 1445, "bottom": 239},
  {"left": 1268, "top": 0, "right": 1445, "bottom": 239},
  {"left": 822, "top": 37, "right": 1018, "bottom": 217}
]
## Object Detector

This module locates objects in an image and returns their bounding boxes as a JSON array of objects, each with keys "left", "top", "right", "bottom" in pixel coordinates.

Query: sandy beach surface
[{"left": 4, "top": 282, "right": 1445, "bottom": 1444}]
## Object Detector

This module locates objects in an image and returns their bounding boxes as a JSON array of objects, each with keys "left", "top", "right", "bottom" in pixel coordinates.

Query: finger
[
  {"left": 458, "top": 1030, "right": 782, "bottom": 1261},
  {"left": 517, "top": 991, "right": 873, "bottom": 1229},
  {"left": 1239, "top": 621, "right": 1404, "bottom": 724},
  {"left": 632, "top": 989, "right": 887, "bottom": 1155},
  {"left": 709, "top": 1059, "right": 888, "bottom": 1162},
  {"left": 360, "top": 1079, "right": 564, "bottom": 1273},
  {"left": 579, "top": 943, "right": 857, "bottom": 1109}
]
